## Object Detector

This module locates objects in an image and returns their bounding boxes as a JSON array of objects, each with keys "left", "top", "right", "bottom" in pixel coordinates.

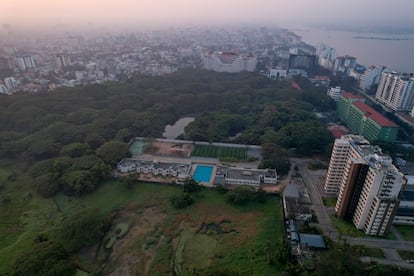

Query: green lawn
[
  {"left": 397, "top": 250, "right": 414, "bottom": 260},
  {"left": 322, "top": 197, "right": 337, "bottom": 207},
  {"left": 192, "top": 145, "right": 247, "bottom": 160},
  {"left": 331, "top": 215, "right": 395, "bottom": 239},
  {"left": 365, "top": 247, "right": 386, "bottom": 258},
  {"left": 394, "top": 225, "right": 414, "bottom": 241},
  {"left": 330, "top": 215, "right": 366, "bottom": 237}
]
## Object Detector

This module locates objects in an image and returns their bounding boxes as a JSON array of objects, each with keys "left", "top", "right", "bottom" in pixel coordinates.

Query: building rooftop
[
  {"left": 226, "top": 167, "right": 264, "bottom": 180},
  {"left": 299, "top": 233, "right": 326, "bottom": 249},
  {"left": 353, "top": 101, "right": 398, "bottom": 127},
  {"left": 327, "top": 125, "right": 350, "bottom": 139},
  {"left": 341, "top": 92, "right": 364, "bottom": 100}
]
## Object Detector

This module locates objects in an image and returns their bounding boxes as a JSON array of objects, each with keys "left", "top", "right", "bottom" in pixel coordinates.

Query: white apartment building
[
  {"left": 317, "top": 43, "right": 336, "bottom": 70},
  {"left": 269, "top": 68, "right": 287, "bottom": 79},
  {"left": 4, "top": 77, "right": 17, "bottom": 90},
  {"left": 15, "top": 55, "right": 36, "bottom": 71},
  {"left": 225, "top": 167, "right": 277, "bottom": 187},
  {"left": 0, "top": 83, "right": 9, "bottom": 94},
  {"left": 324, "top": 135, "right": 360, "bottom": 195},
  {"left": 394, "top": 176, "right": 414, "bottom": 225},
  {"left": 54, "top": 54, "right": 72, "bottom": 69},
  {"left": 358, "top": 65, "right": 386, "bottom": 91},
  {"left": 203, "top": 51, "right": 257, "bottom": 73},
  {"left": 327, "top": 86, "right": 342, "bottom": 101},
  {"left": 325, "top": 135, "right": 405, "bottom": 236},
  {"left": 375, "top": 72, "right": 414, "bottom": 111}
]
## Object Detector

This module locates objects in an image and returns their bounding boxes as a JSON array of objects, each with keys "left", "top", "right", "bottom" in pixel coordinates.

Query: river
[
  {"left": 293, "top": 27, "right": 414, "bottom": 73},
  {"left": 163, "top": 117, "right": 194, "bottom": 139}
]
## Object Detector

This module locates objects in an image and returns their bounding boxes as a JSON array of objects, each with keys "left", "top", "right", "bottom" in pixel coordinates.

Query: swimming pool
[{"left": 193, "top": 165, "right": 213, "bottom": 183}]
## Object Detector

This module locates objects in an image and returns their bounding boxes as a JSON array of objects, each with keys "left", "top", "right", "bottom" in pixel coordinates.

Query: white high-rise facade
[
  {"left": 15, "top": 55, "right": 36, "bottom": 71},
  {"left": 203, "top": 51, "right": 257, "bottom": 73},
  {"left": 325, "top": 135, "right": 406, "bottom": 236},
  {"left": 317, "top": 43, "right": 336, "bottom": 70},
  {"left": 359, "top": 65, "right": 386, "bottom": 91},
  {"left": 375, "top": 72, "right": 414, "bottom": 111}
]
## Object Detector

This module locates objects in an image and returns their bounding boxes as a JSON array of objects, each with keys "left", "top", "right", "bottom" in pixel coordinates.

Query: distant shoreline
[{"left": 352, "top": 36, "right": 414, "bottom": 41}]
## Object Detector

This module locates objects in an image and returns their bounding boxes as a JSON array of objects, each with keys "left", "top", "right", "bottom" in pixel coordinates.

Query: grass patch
[
  {"left": 307, "top": 161, "right": 327, "bottom": 170},
  {"left": 322, "top": 197, "right": 337, "bottom": 207},
  {"left": 394, "top": 225, "right": 414, "bottom": 241},
  {"left": 331, "top": 215, "right": 395, "bottom": 239},
  {"left": 192, "top": 145, "right": 247, "bottom": 160},
  {"left": 397, "top": 250, "right": 414, "bottom": 260},
  {"left": 365, "top": 247, "right": 385, "bottom": 258},
  {"left": 330, "top": 215, "right": 366, "bottom": 237},
  {"left": 54, "top": 181, "right": 179, "bottom": 215}
]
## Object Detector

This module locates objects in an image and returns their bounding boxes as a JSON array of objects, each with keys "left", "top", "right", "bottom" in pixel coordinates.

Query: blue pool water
[{"left": 193, "top": 165, "right": 213, "bottom": 183}]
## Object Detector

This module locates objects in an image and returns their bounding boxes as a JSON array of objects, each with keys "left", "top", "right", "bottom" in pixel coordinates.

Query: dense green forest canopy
[
  {"left": 0, "top": 69, "right": 335, "bottom": 196},
  {"left": 0, "top": 69, "right": 334, "bottom": 160}
]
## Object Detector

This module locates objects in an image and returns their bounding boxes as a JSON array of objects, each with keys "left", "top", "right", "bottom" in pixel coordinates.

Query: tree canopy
[{"left": 0, "top": 70, "right": 334, "bottom": 166}]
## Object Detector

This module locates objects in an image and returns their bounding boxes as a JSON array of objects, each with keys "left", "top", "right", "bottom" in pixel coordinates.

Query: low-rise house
[
  {"left": 117, "top": 159, "right": 137, "bottom": 173},
  {"left": 225, "top": 167, "right": 277, "bottom": 187}
]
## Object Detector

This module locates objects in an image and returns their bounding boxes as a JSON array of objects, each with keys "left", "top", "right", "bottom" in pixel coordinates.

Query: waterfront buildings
[
  {"left": 359, "top": 65, "right": 386, "bottom": 92},
  {"left": 288, "top": 53, "right": 316, "bottom": 76},
  {"left": 317, "top": 43, "right": 336, "bottom": 71},
  {"left": 333, "top": 55, "right": 356, "bottom": 75},
  {"left": 375, "top": 72, "right": 414, "bottom": 111},
  {"left": 337, "top": 93, "right": 398, "bottom": 142},
  {"left": 203, "top": 51, "right": 257, "bottom": 73},
  {"left": 324, "top": 135, "right": 406, "bottom": 236}
]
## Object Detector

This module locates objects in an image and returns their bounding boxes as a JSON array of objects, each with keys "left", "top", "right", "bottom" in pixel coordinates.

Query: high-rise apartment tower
[{"left": 324, "top": 135, "right": 406, "bottom": 236}]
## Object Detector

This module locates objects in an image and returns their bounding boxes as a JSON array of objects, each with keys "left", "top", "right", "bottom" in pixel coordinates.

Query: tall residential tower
[{"left": 324, "top": 135, "right": 406, "bottom": 236}]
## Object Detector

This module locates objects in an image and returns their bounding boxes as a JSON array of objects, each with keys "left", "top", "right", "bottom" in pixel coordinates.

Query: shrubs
[
  {"left": 57, "top": 208, "right": 112, "bottom": 253},
  {"left": 170, "top": 178, "right": 202, "bottom": 209},
  {"left": 12, "top": 241, "right": 75, "bottom": 276},
  {"left": 170, "top": 192, "right": 194, "bottom": 209},
  {"left": 226, "top": 187, "right": 267, "bottom": 205}
]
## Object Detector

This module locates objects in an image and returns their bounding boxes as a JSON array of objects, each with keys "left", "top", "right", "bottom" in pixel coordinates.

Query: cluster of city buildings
[
  {"left": 318, "top": 43, "right": 414, "bottom": 115},
  {"left": 0, "top": 26, "right": 311, "bottom": 94},
  {"left": 317, "top": 42, "right": 414, "bottom": 236}
]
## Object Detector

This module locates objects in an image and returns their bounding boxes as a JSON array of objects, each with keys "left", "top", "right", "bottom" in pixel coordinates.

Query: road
[
  {"left": 293, "top": 158, "right": 339, "bottom": 241},
  {"left": 361, "top": 257, "right": 414, "bottom": 269},
  {"left": 293, "top": 158, "right": 414, "bottom": 268},
  {"left": 346, "top": 237, "right": 414, "bottom": 251}
]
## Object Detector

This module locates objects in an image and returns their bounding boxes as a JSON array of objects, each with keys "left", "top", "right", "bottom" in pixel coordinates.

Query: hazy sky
[{"left": 1, "top": 0, "right": 414, "bottom": 28}]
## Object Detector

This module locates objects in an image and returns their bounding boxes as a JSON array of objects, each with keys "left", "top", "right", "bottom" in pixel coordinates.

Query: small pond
[{"left": 163, "top": 117, "right": 194, "bottom": 139}]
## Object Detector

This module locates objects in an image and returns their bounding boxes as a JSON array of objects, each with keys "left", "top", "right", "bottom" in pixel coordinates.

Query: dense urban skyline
[{"left": 1, "top": 0, "right": 414, "bottom": 28}]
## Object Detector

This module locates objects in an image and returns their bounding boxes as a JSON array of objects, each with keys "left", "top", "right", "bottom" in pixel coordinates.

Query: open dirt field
[{"left": 144, "top": 141, "right": 193, "bottom": 158}]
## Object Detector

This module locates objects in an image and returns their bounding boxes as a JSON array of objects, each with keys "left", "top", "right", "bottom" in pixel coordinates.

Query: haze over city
[{"left": 1, "top": 0, "right": 414, "bottom": 29}]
